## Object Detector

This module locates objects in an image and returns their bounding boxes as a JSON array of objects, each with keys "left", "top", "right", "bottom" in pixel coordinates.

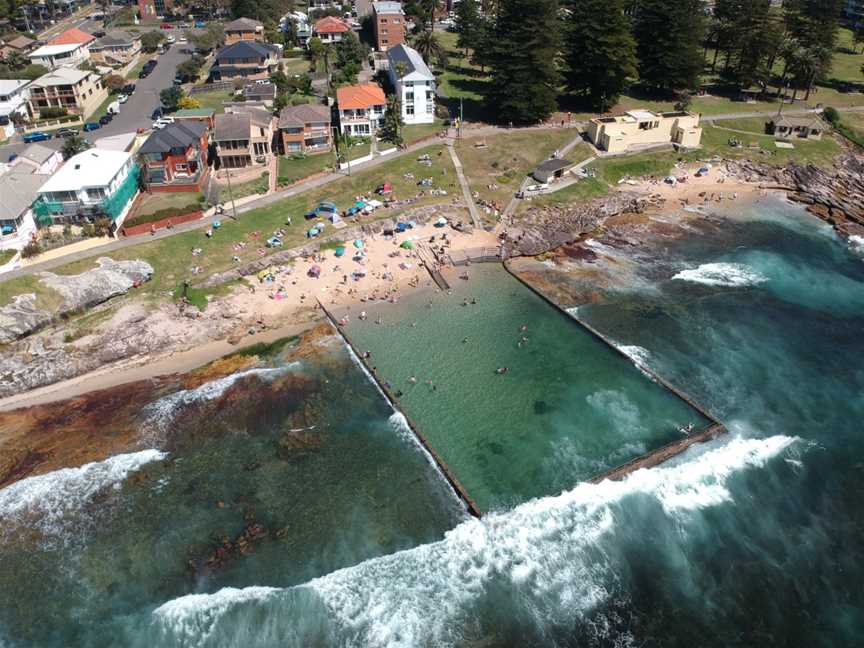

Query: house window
[
  {"left": 405, "top": 91, "right": 414, "bottom": 102},
  {"left": 406, "top": 104, "right": 414, "bottom": 115},
  {"left": 175, "top": 163, "right": 188, "bottom": 171},
  {"left": 86, "top": 187, "right": 106, "bottom": 200}
]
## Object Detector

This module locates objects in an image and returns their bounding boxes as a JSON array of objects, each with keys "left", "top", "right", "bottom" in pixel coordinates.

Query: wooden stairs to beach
[{"left": 416, "top": 243, "right": 450, "bottom": 290}]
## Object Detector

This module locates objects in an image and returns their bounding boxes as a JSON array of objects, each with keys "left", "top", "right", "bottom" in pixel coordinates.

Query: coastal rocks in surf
[
  {"left": 188, "top": 521, "right": 269, "bottom": 576},
  {"left": 0, "top": 257, "right": 153, "bottom": 344},
  {"left": 501, "top": 192, "right": 651, "bottom": 257}
]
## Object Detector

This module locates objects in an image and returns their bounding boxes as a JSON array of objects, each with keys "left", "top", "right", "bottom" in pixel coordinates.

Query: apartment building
[
  {"left": 387, "top": 43, "right": 435, "bottom": 125},
  {"left": 213, "top": 107, "right": 275, "bottom": 169},
  {"left": 28, "top": 67, "right": 107, "bottom": 120},
  {"left": 586, "top": 109, "right": 702, "bottom": 153},
  {"left": 138, "top": 0, "right": 173, "bottom": 22},
  {"left": 336, "top": 83, "right": 386, "bottom": 136},
  {"left": 373, "top": 1, "right": 405, "bottom": 51},
  {"left": 278, "top": 103, "right": 332, "bottom": 154},
  {"left": 224, "top": 17, "right": 265, "bottom": 44}
]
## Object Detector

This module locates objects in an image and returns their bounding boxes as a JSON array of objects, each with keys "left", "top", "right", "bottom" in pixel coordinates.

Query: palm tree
[{"left": 412, "top": 30, "right": 447, "bottom": 69}]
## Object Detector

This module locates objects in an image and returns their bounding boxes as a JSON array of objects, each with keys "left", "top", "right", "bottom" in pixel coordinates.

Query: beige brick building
[
  {"left": 28, "top": 67, "right": 108, "bottom": 120},
  {"left": 586, "top": 109, "right": 702, "bottom": 154}
]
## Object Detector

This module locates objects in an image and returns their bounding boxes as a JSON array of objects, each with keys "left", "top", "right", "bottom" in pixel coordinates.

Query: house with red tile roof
[
  {"left": 29, "top": 28, "right": 95, "bottom": 69},
  {"left": 49, "top": 28, "right": 96, "bottom": 47},
  {"left": 312, "top": 16, "right": 350, "bottom": 44},
  {"left": 336, "top": 83, "right": 387, "bottom": 136}
]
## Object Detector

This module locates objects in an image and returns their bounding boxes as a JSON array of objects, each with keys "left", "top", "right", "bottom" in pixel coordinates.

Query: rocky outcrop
[
  {"left": 197, "top": 203, "right": 464, "bottom": 288},
  {"left": 501, "top": 192, "right": 653, "bottom": 257},
  {"left": 0, "top": 257, "right": 153, "bottom": 344}
]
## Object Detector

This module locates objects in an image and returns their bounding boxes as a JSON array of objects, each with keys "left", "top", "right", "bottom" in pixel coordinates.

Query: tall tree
[
  {"left": 380, "top": 94, "right": 405, "bottom": 145},
  {"left": 632, "top": 0, "right": 705, "bottom": 92},
  {"left": 61, "top": 134, "right": 89, "bottom": 160},
  {"left": 412, "top": 30, "right": 447, "bottom": 69},
  {"left": 713, "top": 0, "right": 776, "bottom": 89},
  {"left": 564, "top": 0, "right": 637, "bottom": 112},
  {"left": 484, "top": 0, "right": 561, "bottom": 124},
  {"left": 455, "top": 0, "right": 481, "bottom": 57}
]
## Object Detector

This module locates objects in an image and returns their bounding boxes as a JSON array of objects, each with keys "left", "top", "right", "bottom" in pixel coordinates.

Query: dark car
[
  {"left": 92, "top": 29, "right": 106, "bottom": 38},
  {"left": 121, "top": 83, "right": 136, "bottom": 94},
  {"left": 83, "top": 122, "right": 101, "bottom": 132},
  {"left": 22, "top": 131, "right": 51, "bottom": 143},
  {"left": 151, "top": 107, "right": 163, "bottom": 120},
  {"left": 98, "top": 114, "right": 112, "bottom": 125},
  {"left": 139, "top": 67, "right": 151, "bottom": 79},
  {"left": 56, "top": 128, "right": 79, "bottom": 138},
  {"left": 144, "top": 60, "right": 158, "bottom": 70}
]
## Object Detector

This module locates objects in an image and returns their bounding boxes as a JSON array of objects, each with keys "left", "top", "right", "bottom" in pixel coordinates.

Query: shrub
[
  {"left": 21, "top": 239, "right": 41, "bottom": 259},
  {"left": 823, "top": 106, "right": 840, "bottom": 127},
  {"left": 39, "top": 106, "right": 68, "bottom": 119}
]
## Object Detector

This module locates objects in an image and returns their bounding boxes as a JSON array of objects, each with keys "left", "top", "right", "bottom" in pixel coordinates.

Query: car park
[
  {"left": 83, "top": 122, "right": 101, "bottom": 132},
  {"left": 23, "top": 131, "right": 51, "bottom": 143}
]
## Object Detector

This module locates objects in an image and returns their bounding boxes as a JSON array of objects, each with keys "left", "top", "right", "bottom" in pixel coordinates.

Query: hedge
[{"left": 123, "top": 203, "right": 203, "bottom": 228}]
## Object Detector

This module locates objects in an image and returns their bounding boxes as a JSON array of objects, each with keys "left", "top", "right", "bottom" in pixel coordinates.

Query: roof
[
  {"left": 0, "top": 79, "right": 30, "bottom": 96},
  {"left": 535, "top": 158, "right": 572, "bottom": 174},
  {"left": 314, "top": 16, "right": 350, "bottom": 33},
  {"left": 225, "top": 17, "right": 263, "bottom": 31},
  {"left": 31, "top": 67, "right": 91, "bottom": 87},
  {"left": 92, "top": 30, "right": 139, "bottom": 48},
  {"left": 173, "top": 108, "right": 216, "bottom": 118},
  {"left": 214, "top": 112, "right": 252, "bottom": 140},
  {"left": 336, "top": 83, "right": 386, "bottom": 110},
  {"left": 278, "top": 102, "right": 331, "bottom": 128},
  {"left": 93, "top": 131, "right": 138, "bottom": 152},
  {"left": 38, "top": 149, "right": 131, "bottom": 193},
  {"left": 387, "top": 43, "right": 432, "bottom": 81},
  {"left": 373, "top": 1, "right": 403, "bottom": 14},
  {"left": 215, "top": 40, "right": 276, "bottom": 62},
  {"left": 48, "top": 27, "right": 96, "bottom": 46},
  {"left": 6, "top": 35, "right": 35, "bottom": 49},
  {"left": 29, "top": 42, "right": 85, "bottom": 58},
  {"left": 244, "top": 82, "right": 276, "bottom": 97},
  {"left": 139, "top": 121, "right": 207, "bottom": 154},
  {"left": 0, "top": 169, "right": 47, "bottom": 221},
  {"left": 771, "top": 115, "right": 822, "bottom": 129},
  {"left": 18, "top": 143, "right": 57, "bottom": 165},
  {"left": 626, "top": 109, "right": 659, "bottom": 122}
]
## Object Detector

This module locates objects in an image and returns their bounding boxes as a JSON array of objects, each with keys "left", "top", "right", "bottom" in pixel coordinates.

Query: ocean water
[
  {"left": 2, "top": 196, "right": 863, "bottom": 646},
  {"left": 339, "top": 264, "right": 709, "bottom": 512}
]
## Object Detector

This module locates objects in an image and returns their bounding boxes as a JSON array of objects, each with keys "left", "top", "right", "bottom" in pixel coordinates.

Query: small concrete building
[
  {"left": 766, "top": 115, "right": 823, "bottom": 141},
  {"left": 587, "top": 109, "right": 702, "bottom": 154},
  {"left": 532, "top": 158, "right": 573, "bottom": 184}
]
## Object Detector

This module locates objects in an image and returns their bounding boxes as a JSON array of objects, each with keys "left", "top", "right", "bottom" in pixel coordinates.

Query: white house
[
  {"left": 0, "top": 79, "right": 32, "bottom": 138},
  {"left": 11, "top": 143, "right": 63, "bottom": 175},
  {"left": 28, "top": 42, "right": 91, "bottom": 69},
  {"left": 0, "top": 169, "right": 44, "bottom": 252},
  {"left": 34, "top": 149, "right": 139, "bottom": 230},
  {"left": 386, "top": 43, "right": 435, "bottom": 125}
]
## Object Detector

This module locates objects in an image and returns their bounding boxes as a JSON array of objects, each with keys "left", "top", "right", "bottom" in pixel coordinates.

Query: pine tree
[
  {"left": 632, "top": 0, "right": 705, "bottom": 92},
  {"left": 455, "top": 0, "right": 481, "bottom": 56},
  {"left": 564, "top": 0, "right": 637, "bottom": 112},
  {"left": 712, "top": 0, "right": 776, "bottom": 89},
  {"left": 485, "top": 0, "right": 561, "bottom": 124}
]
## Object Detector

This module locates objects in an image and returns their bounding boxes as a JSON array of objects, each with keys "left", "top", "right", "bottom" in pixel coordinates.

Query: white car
[
  {"left": 166, "top": 35, "right": 176, "bottom": 43},
  {"left": 152, "top": 117, "right": 175, "bottom": 129},
  {"left": 179, "top": 36, "right": 187, "bottom": 43},
  {"left": 117, "top": 94, "right": 129, "bottom": 104}
]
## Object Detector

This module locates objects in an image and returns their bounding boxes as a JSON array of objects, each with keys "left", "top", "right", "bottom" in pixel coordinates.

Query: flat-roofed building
[
  {"left": 586, "top": 109, "right": 702, "bottom": 153},
  {"left": 373, "top": 1, "right": 405, "bottom": 51}
]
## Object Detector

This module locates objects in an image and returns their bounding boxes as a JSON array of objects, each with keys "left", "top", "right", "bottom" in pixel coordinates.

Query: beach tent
[
  {"left": 307, "top": 227, "right": 319, "bottom": 238},
  {"left": 355, "top": 200, "right": 366, "bottom": 208},
  {"left": 353, "top": 239, "right": 364, "bottom": 249},
  {"left": 435, "top": 216, "right": 448, "bottom": 227},
  {"left": 396, "top": 223, "right": 408, "bottom": 232},
  {"left": 257, "top": 267, "right": 276, "bottom": 282},
  {"left": 400, "top": 240, "right": 414, "bottom": 249},
  {"left": 329, "top": 212, "right": 342, "bottom": 224},
  {"left": 308, "top": 265, "right": 321, "bottom": 278},
  {"left": 334, "top": 246, "right": 346, "bottom": 257}
]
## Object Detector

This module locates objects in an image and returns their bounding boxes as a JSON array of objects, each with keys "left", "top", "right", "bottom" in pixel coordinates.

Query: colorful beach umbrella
[
  {"left": 400, "top": 240, "right": 414, "bottom": 249},
  {"left": 353, "top": 239, "right": 364, "bottom": 248},
  {"left": 335, "top": 246, "right": 345, "bottom": 257}
]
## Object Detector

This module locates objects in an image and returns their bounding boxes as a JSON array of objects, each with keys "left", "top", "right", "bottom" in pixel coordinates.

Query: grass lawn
[
  {"left": 0, "top": 145, "right": 456, "bottom": 303},
  {"left": 347, "top": 140, "right": 370, "bottom": 162},
  {"left": 402, "top": 118, "right": 444, "bottom": 144},
  {"left": 0, "top": 249, "right": 17, "bottom": 265},
  {"left": 281, "top": 57, "right": 311, "bottom": 76},
  {"left": 523, "top": 177, "right": 609, "bottom": 209},
  {"left": 455, "top": 129, "right": 585, "bottom": 208},
  {"left": 0, "top": 274, "right": 64, "bottom": 310},
  {"left": 125, "top": 58, "right": 147, "bottom": 79},
  {"left": 701, "top": 124, "right": 841, "bottom": 167},
  {"left": 277, "top": 153, "right": 334, "bottom": 187},
  {"left": 87, "top": 94, "right": 117, "bottom": 122},
  {"left": 132, "top": 191, "right": 204, "bottom": 218},
  {"left": 829, "top": 28, "right": 864, "bottom": 86},
  {"left": 220, "top": 174, "right": 270, "bottom": 202},
  {"left": 436, "top": 30, "right": 490, "bottom": 122},
  {"left": 188, "top": 89, "right": 233, "bottom": 114},
  {"left": 708, "top": 116, "right": 771, "bottom": 134}
]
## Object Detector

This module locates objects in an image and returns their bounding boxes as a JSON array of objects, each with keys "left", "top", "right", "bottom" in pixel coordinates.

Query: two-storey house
[
  {"left": 210, "top": 41, "right": 279, "bottom": 82},
  {"left": 28, "top": 27, "right": 94, "bottom": 69},
  {"left": 139, "top": 121, "right": 210, "bottom": 191},
  {"left": 387, "top": 43, "right": 435, "bottom": 125},
  {"left": 278, "top": 103, "right": 332, "bottom": 154},
  {"left": 336, "top": 83, "right": 386, "bottom": 136},
  {"left": 28, "top": 67, "right": 107, "bottom": 120},
  {"left": 214, "top": 107, "right": 274, "bottom": 169},
  {"left": 373, "top": 1, "right": 405, "bottom": 51},
  {"left": 89, "top": 30, "right": 142, "bottom": 66},
  {"left": 312, "top": 16, "right": 349, "bottom": 44},
  {"left": 0, "top": 79, "right": 32, "bottom": 138},
  {"left": 224, "top": 17, "right": 265, "bottom": 44}
]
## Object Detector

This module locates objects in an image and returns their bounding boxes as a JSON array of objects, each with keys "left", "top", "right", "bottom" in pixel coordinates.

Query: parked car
[
  {"left": 165, "top": 35, "right": 176, "bottom": 43},
  {"left": 121, "top": 83, "right": 136, "bottom": 94},
  {"left": 151, "top": 107, "right": 163, "bottom": 120},
  {"left": 139, "top": 67, "right": 152, "bottom": 79},
  {"left": 179, "top": 36, "right": 187, "bottom": 43},
  {"left": 152, "top": 117, "right": 174, "bottom": 129},
  {"left": 23, "top": 131, "right": 51, "bottom": 142},
  {"left": 117, "top": 94, "right": 129, "bottom": 104},
  {"left": 195, "top": 20, "right": 206, "bottom": 27},
  {"left": 161, "top": 22, "right": 173, "bottom": 29},
  {"left": 98, "top": 114, "right": 112, "bottom": 125},
  {"left": 83, "top": 122, "right": 101, "bottom": 132},
  {"left": 56, "top": 128, "right": 78, "bottom": 138},
  {"left": 173, "top": 76, "right": 184, "bottom": 85}
]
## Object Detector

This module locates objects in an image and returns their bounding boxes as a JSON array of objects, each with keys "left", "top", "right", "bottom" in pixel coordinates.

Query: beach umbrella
[
  {"left": 436, "top": 216, "right": 448, "bottom": 226},
  {"left": 353, "top": 239, "right": 364, "bottom": 249},
  {"left": 335, "top": 246, "right": 345, "bottom": 257},
  {"left": 307, "top": 227, "right": 318, "bottom": 237},
  {"left": 400, "top": 240, "right": 414, "bottom": 249},
  {"left": 308, "top": 265, "right": 321, "bottom": 278},
  {"left": 355, "top": 200, "right": 366, "bottom": 208}
]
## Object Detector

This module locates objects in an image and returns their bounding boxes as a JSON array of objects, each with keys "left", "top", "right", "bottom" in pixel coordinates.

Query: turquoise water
[
  {"left": 3, "top": 196, "right": 864, "bottom": 646},
  {"left": 339, "top": 263, "right": 709, "bottom": 512}
]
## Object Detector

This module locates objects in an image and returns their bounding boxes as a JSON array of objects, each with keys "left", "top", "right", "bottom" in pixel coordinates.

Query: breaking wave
[
  {"left": 0, "top": 450, "right": 166, "bottom": 544},
  {"left": 146, "top": 434, "right": 798, "bottom": 647},
  {"left": 672, "top": 262, "right": 768, "bottom": 288},
  {"left": 849, "top": 235, "right": 864, "bottom": 256}
]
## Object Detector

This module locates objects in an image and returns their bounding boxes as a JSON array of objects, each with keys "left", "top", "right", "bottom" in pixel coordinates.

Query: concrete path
[{"left": 446, "top": 142, "right": 483, "bottom": 229}]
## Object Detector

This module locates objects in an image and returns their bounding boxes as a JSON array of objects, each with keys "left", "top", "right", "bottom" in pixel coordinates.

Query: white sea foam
[
  {"left": 672, "top": 262, "right": 768, "bottom": 288},
  {"left": 566, "top": 305, "right": 580, "bottom": 318},
  {"left": 0, "top": 450, "right": 166, "bottom": 542},
  {"left": 141, "top": 367, "right": 288, "bottom": 442},
  {"left": 150, "top": 434, "right": 799, "bottom": 647},
  {"left": 849, "top": 235, "right": 864, "bottom": 256}
]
